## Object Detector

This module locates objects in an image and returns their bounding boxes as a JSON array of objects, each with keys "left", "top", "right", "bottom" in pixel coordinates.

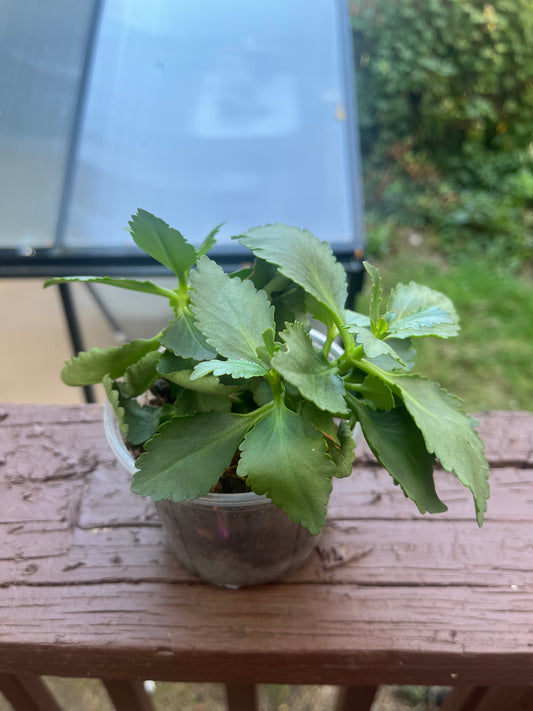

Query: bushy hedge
[{"left": 351, "top": 0, "right": 533, "bottom": 268}]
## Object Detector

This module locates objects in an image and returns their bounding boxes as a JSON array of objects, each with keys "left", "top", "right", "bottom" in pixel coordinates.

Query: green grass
[{"left": 357, "top": 242, "right": 533, "bottom": 413}]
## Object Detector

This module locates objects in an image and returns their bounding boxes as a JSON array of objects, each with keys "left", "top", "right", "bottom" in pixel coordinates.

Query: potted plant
[{"left": 45, "top": 210, "right": 489, "bottom": 587}]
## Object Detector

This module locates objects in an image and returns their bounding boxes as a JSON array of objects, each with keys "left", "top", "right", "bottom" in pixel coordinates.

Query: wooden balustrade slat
[
  {"left": 0, "top": 674, "right": 62, "bottom": 711},
  {"left": 335, "top": 685, "right": 377, "bottom": 711},
  {"left": 224, "top": 684, "right": 257, "bottom": 711},
  {"left": 102, "top": 679, "right": 156, "bottom": 711}
]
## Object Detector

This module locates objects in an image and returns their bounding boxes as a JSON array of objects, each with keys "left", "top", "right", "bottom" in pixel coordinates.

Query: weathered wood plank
[
  {"left": 0, "top": 404, "right": 532, "bottom": 691},
  {"left": 0, "top": 583, "right": 532, "bottom": 684},
  {"left": 1, "top": 516, "right": 532, "bottom": 587}
]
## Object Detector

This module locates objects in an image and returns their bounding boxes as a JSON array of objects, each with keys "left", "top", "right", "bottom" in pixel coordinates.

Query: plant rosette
[{"left": 45, "top": 211, "right": 489, "bottom": 584}]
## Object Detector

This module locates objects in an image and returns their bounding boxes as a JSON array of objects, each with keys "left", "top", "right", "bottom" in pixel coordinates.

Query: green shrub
[{"left": 351, "top": 0, "right": 533, "bottom": 268}]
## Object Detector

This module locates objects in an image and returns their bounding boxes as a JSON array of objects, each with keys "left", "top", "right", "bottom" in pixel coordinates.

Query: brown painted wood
[
  {"left": 0, "top": 673, "right": 63, "bottom": 711},
  {"left": 224, "top": 684, "right": 257, "bottom": 711},
  {"left": 102, "top": 679, "right": 156, "bottom": 711},
  {"left": 335, "top": 686, "right": 377, "bottom": 711},
  {"left": 0, "top": 405, "right": 532, "bottom": 691}
]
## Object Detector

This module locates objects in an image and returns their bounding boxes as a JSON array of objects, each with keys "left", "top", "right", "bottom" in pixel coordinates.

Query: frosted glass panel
[
  {"left": 0, "top": 0, "right": 95, "bottom": 249},
  {"left": 64, "top": 0, "right": 361, "bottom": 253}
]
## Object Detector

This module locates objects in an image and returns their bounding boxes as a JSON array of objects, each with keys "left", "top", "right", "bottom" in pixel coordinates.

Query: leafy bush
[{"left": 351, "top": 0, "right": 533, "bottom": 268}]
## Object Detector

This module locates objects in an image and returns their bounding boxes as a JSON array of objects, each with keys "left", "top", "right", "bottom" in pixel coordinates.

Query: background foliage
[{"left": 351, "top": 0, "right": 533, "bottom": 270}]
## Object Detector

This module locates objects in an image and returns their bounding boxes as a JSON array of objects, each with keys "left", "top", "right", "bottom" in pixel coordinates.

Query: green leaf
[
  {"left": 196, "top": 223, "right": 223, "bottom": 258},
  {"left": 157, "top": 352, "right": 239, "bottom": 395},
  {"left": 236, "top": 224, "right": 348, "bottom": 321},
  {"left": 189, "top": 256, "right": 275, "bottom": 362},
  {"left": 128, "top": 210, "right": 197, "bottom": 281},
  {"left": 328, "top": 421, "right": 356, "bottom": 478},
  {"left": 364, "top": 338, "right": 416, "bottom": 372},
  {"left": 192, "top": 359, "right": 267, "bottom": 380},
  {"left": 348, "top": 327, "right": 405, "bottom": 365},
  {"left": 103, "top": 375, "right": 128, "bottom": 438},
  {"left": 345, "top": 309, "right": 371, "bottom": 329},
  {"left": 43, "top": 275, "right": 177, "bottom": 301},
  {"left": 348, "top": 396, "right": 446, "bottom": 514},
  {"left": 125, "top": 350, "right": 161, "bottom": 397},
  {"left": 272, "top": 322, "right": 349, "bottom": 414},
  {"left": 375, "top": 371, "right": 489, "bottom": 524},
  {"left": 157, "top": 351, "right": 194, "bottom": 374},
  {"left": 61, "top": 338, "right": 160, "bottom": 386},
  {"left": 132, "top": 411, "right": 260, "bottom": 501},
  {"left": 160, "top": 311, "right": 216, "bottom": 360},
  {"left": 120, "top": 398, "right": 171, "bottom": 446},
  {"left": 385, "top": 282, "right": 460, "bottom": 339},
  {"left": 173, "top": 389, "right": 232, "bottom": 415},
  {"left": 261, "top": 328, "right": 276, "bottom": 357},
  {"left": 354, "top": 374, "right": 396, "bottom": 411},
  {"left": 237, "top": 403, "right": 336, "bottom": 534},
  {"left": 299, "top": 401, "right": 340, "bottom": 446},
  {"left": 164, "top": 368, "right": 237, "bottom": 395},
  {"left": 363, "top": 261, "right": 383, "bottom": 329}
]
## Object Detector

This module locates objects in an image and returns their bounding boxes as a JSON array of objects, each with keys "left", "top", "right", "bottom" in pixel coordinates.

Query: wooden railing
[{"left": 0, "top": 405, "right": 532, "bottom": 711}]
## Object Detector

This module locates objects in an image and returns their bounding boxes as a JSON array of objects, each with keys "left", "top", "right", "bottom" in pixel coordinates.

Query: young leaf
[
  {"left": 363, "top": 338, "right": 416, "bottom": 372},
  {"left": 348, "top": 396, "right": 447, "bottom": 514},
  {"left": 385, "top": 282, "right": 459, "bottom": 339},
  {"left": 272, "top": 322, "right": 349, "bottom": 414},
  {"left": 328, "top": 421, "right": 356, "bottom": 478},
  {"left": 160, "top": 311, "right": 216, "bottom": 360},
  {"left": 363, "top": 261, "right": 383, "bottom": 330},
  {"left": 44, "top": 276, "right": 177, "bottom": 302},
  {"left": 132, "top": 411, "right": 261, "bottom": 501},
  {"left": 61, "top": 338, "right": 160, "bottom": 386},
  {"left": 103, "top": 375, "right": 128, "bottom": 438},
  {"left": 189, "top": 256, "right": 275, "bottom": 363},
  {"left": 191, "top": 359, "right": 267, "bottom": 380},
  {"left": 344, "top": 309, "right": 371, "bottom": 329},
  {"left": 348, "top": 327, "right": 405, "bottom": 365},
  {"left": 164, "top": 367, "right": 237, "bottom": 395},
  {"left": 236, "top": 224, "right": 348, "bottom": 321},
  {"left": 125, "top": 350, "right": 161, "bottom": 397},
  {"left": 128, "top": 210, "right": 197, "bottom": 281},
  {"left": 157, "top": 351, "right": 239, "bottom": 395},
  {"left": 196, "top": 223, "right": 223, "bottom": 258},
  {"left": 375, "top": 371, "right": 489, "bottom": 524},
  {"left": 237, "top": 403, "right": 336, "bottom": 534}
]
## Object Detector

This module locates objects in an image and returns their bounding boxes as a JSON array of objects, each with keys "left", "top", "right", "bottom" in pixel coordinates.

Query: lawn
[{"left": 357, "top": 233, "right": 533, "bottom": 413}]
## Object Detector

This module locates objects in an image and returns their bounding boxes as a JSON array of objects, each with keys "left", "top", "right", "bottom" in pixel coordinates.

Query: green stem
[
  {"left": 265, "top": 370, "right": 284, "bottom": 405},
  {"left": 336, "top": 344, "right": 365, "bottom": 375},
  {"left": 172, "top": 279, "right": 191, "bottom": 315}
]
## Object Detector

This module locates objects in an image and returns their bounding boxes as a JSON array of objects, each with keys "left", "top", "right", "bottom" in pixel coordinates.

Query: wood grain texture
[{"left": 0, "top": 405, "right": 532, "bottom": 688}]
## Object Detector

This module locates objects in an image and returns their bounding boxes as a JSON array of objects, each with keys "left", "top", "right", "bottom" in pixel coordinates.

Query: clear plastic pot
[
  {"left": 104, "top": 405, "right": 318, "bottom": 587},
  {"left": 103, "top": 329, "right": 343, "bottom": 588}
]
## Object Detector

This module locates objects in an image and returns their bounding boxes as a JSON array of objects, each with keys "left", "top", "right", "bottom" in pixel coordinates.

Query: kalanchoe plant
[{"left": 45, "top": 210, "right": 489, "bottom": 534}]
